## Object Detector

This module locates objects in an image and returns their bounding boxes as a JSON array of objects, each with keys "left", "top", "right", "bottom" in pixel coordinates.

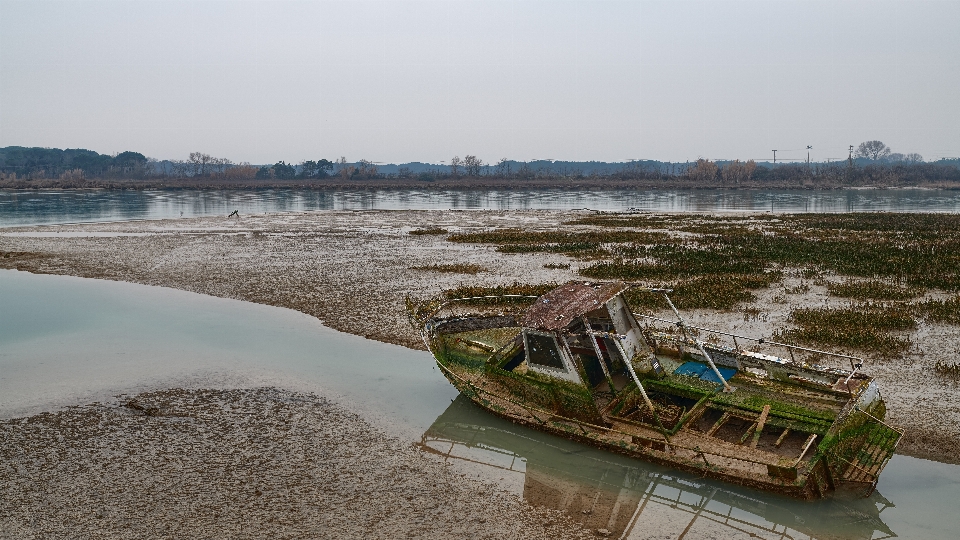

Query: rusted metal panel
[{"left": 523, "top": 281, "right": 628, "bottom": 331}]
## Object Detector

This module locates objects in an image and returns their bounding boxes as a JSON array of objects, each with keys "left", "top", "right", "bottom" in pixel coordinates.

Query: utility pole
[
  {"left": 772, "top": 150, "right": 777, "bottom": 164},
  {"left": 807, "top": 145, "right": 812, "bottom": 165},
  {"left": 848, "top": 145, "right": 854, "bottom": 167}
]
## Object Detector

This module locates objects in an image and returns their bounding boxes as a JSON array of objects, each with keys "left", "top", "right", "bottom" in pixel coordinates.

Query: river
[
  {"left": 3, "top": 187, "right": 960, "bottom": 228},
  {"left": 2, "top": 270, "right": 958, "bottom": 539}
]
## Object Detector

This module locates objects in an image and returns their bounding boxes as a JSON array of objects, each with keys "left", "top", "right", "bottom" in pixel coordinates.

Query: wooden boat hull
[
  {"left": 418, "top": 281, "right": 901, "bottom": 500},
  {"left": 435, "top": 358, "right": 830, "bottom": 500}
]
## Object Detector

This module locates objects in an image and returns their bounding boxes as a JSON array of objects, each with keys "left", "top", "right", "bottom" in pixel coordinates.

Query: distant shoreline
[{"left": 2, "top": 177, "right": 959, "bottom": 191}]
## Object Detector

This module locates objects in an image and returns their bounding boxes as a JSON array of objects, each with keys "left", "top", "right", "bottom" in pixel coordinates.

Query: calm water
[
  {"left": 3, "top": 187, "right": 960, "bottom": 227},
  {"left": 2, "top": 270, "right": 959, "bottom": 539}
]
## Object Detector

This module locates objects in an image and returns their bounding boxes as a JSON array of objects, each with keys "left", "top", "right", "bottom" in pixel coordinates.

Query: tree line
[{"left": 2, "top": 143, "right": 958, "bottom": 188}]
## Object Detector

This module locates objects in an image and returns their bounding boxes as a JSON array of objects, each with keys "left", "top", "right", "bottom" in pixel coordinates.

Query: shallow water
[
  {"left": 3, "top": 187, "right": 960, "bottom": 227},
  {"left": 2, "top": 270, "right": 959, "bottom": 539}
]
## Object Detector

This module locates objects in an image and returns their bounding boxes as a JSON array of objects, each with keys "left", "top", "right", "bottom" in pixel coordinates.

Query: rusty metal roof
[{"left": 522, "top": 281, "right": 629, "bottom": 332}]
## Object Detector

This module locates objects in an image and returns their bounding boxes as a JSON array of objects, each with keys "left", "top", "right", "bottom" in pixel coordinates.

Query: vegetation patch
[
  {"left": 543, "top": 262, "right": 571, "bottom": 269},
  {"left": 409, "top": 227, "right": 448, "bottom": 235},
  {"left": 410, "top": 263, "right": 484, "bottom": 274},
  {"left": 775, "top": 305, "right": 916, "bottom": 355},
  {"left": 579, "top": 246, "right": 768, "bottom": 280},
  {"left": 828, "top": 280, "right": 920, "bottom": 301},
  {"left": 625, "top": 273, "right": 780, "bottom": 311},
  {"left": 914, "top": 296, "right": 960, "bottom": 324},
  {"left": 935, "top": 361, "right": 960, "bottom": 379},
  {"left": 448, "top": 229, "right": 668, "bottom": 257}
]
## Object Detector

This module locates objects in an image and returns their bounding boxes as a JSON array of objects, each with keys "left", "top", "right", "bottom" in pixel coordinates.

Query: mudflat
[
  {"left": 1, "top": 209, "right": 957, "bottom": 468},
  {"left": 0, "top": 387, "right": 592, "bottom": 539}
]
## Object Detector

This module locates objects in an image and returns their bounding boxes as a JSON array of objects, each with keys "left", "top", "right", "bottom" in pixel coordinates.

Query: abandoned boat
[{"left": 415, "top": 281, "right": 902, "bottom": 499}]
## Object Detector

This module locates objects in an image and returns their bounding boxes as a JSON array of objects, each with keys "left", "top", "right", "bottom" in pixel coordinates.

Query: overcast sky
[{"left": 1, "top": 0, "right": 958, "bottom": 165}]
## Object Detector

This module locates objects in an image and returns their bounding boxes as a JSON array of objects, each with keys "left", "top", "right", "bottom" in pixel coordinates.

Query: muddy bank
[
  {"left": 0, "top": 387, "right": 594, "bottom": 539},
  {"left": 1, "top": 209, "right": 958, "bottom": 465}
]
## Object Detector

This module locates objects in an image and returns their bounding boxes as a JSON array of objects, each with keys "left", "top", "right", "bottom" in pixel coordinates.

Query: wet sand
[{"left": 1, "top": 210, "right": 958, "bottom": 464}]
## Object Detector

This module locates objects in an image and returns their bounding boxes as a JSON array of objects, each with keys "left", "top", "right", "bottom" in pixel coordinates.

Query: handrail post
[{"left": 663, "top": 294, "right": 733, "bottom": 393}]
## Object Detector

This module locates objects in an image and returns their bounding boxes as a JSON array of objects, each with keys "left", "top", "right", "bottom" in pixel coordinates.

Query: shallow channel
[
  {"left": 4, "top": 187, "right": 960, "bottom": 228},
  {"left": 2, "top": 270, "right": 958, "bottom": 539}
]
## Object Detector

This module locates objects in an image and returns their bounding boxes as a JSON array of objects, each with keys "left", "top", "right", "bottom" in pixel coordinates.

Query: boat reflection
[{"left": 421, "top": 395, "right": 897, "bottom": 540}]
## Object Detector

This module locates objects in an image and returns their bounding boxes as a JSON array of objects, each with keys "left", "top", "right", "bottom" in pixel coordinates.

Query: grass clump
[
  {"left": 543, "top": 262, "right": 571, "bottom": 270},
  {"left": 828, "top": 280, "right": 920, "bottom": 301},
  {"left": 411, "top": 263, "right": 484, "bottom": 274},
  {"left": 914, "top": 296, "right": 960, "bottom": 324},
  {"left": 448, "top": 229, "right": 667, "bottom": 257},
  {"left": 775, "top": 305, "right": 916, "bottom": 355},
  {"left": 626, "top": 273, "right": 780, "bottom": 311},
  {"left": 409, "top": 227, "right": 448, "bottom": 235},
  {"left": 579, "top": 247, "right": 767, "bottom": 280},
  {"left": 935, "top": 361, "right": 960, "bottom": 379}
]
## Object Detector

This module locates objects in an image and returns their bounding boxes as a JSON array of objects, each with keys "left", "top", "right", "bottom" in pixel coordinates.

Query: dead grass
[
  {"left": 828, "top": 280, "right": 920, "bottom": 301},
  {"left": 409, "top": 227, "right": 448, "bottom": 235},
  {"left": 410, "top": 263, "right": 485, "bottom": 274},
  {"left": 775, "top": 304, "right": 916, "bottom": 356}
]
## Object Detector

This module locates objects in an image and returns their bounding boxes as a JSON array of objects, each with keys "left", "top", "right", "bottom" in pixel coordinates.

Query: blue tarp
[{"left": 674, "top": 361, "right": 737, "bottom": 385}]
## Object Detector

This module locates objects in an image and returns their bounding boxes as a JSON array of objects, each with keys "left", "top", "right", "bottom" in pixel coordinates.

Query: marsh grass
[
  {"left": 411, "top": 263, "right": 485, "bottom": 274},
  {"left": 543, "top": 262, "right": 571, "bottom": 269},
  {"left": 626, "top": 273, "right": 780, "bottom": 311},
  {"left": 447, "top": 229, "right": 668, "bottom": 254},
  {"left": 776, "top": 305, "right": 916, "bottom": 355},
  {"left": 914, "top": 296, "right": 960, "bottom": 324},
  {"left": 560, "top": 213, "right": 960, "bottom": 291},
  {"left": 409, "top": 227, "right": 448, "bottom": 235},
  {"left": 935, "top": 361, "right": 960, "bottom": 379},
  {"left": 828, "top": 280, "right": 920, "bottom": 301}
]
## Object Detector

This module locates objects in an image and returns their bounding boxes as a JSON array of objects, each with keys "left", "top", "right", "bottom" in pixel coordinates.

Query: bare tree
[
  {"left": 356, "top": 159, "right": 378, "bottom": 178},
  {"left": 685, "top": 158, "right": 719, "bottom": 183},
  {"left": 495, "top": 158, "right": 511, "bottom": 177},
  {"left": 336, "top": 157, "right": 354, "bottom": 180},
  {"left": 170, "top": 160, "right": 189, "bottom": 178},
  {"left": 855, "top": 141, "right": 891, "bottom": 161},
  {"left": 449, "top": 156, "right": 462, "bottom": 178},
  {"left": 720, "top": 159, "right": 757, "bottom": 185},
  {"left": 905, "top": 153, "right": 924, "bottom": 163},
  {"left": 188, "top": 152, "right": 212, "bottom": 176},
  {"left": 462, "top": 155, "right": 483, "bottom": 176}
]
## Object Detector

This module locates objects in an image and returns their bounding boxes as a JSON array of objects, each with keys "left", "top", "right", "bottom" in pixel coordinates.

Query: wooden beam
[
  {"left": 706, "top": 412, "right": 730, "bottom": 437},
  {"left": 775, "top": 428, "right": 791, "bottom": 448},
  {"left": 750, "top": 404, "right": 771, "bottom": 448}
]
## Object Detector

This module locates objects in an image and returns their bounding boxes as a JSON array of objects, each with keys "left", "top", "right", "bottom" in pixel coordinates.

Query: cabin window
[{"left": 525, "top": 332, "right": 566, "bottom": 371}]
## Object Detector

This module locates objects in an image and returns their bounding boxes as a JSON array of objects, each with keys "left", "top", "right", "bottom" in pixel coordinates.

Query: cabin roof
[{"left": 523, "top": 281, "right": 629, "bottom": 332}]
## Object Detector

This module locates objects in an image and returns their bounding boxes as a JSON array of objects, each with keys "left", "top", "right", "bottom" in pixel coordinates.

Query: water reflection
[
  {"left": 4, "top": 188, "right": 960, "bottom": 227},
  {"left": 422, "top": 395, "right": 896, "bottom": 540}
]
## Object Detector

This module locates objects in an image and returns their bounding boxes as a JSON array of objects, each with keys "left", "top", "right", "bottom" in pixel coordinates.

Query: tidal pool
[{"left": 2, "top": 270, "right": 958, "bottom": 539}]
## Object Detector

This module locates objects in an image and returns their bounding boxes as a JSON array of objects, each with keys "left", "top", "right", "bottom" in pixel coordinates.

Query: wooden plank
[
  {"left": 774, "top": 428, "right": 791, "bottom": 448},
  {"left": 750, "top": 404, "right": 771, "bottom": 448},
  {"left": 739, "top": 422, "right": 758, "bottom": 445},
  {"left": 706, "top": 412, "right": 730, "bottom": 437}
]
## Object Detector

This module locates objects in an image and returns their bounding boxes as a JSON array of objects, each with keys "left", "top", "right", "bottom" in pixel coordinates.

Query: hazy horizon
[{"left": 2, "top": 1, "right": 958, "bottom": 165}]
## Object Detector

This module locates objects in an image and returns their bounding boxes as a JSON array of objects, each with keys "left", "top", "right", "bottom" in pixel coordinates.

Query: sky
[{"left": 1, "top": 0, "right": 958, "bottom": 165}]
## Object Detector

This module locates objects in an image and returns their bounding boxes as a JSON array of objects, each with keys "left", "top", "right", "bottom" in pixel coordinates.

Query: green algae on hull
[{"left": 418, "top": 281, "right": 902, "bottom": 500}]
